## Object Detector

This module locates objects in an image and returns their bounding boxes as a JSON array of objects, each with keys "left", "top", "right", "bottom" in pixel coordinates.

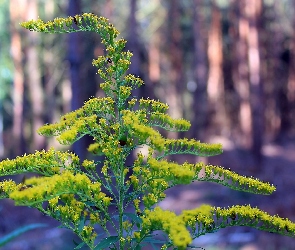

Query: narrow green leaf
[
  {"left": 0, "top": 223, "right": 47, "bottom": 247},
  {"left": 73, "top": 239, "right": 79, "bottom": 246},
  {"left": 124, "top": 212, "right": 142, "bottom": 224},
  {"left": 78, "top": 216, "right": 86, "bottom": 232},
  {"left": 142, "top": 237, "right": 166, "bottom": 244},
  {"left": 73, "top": 241, "right": 85, "bottom": 249},
  {"left": 94, "top": 236, "right": 119, "bottom": 250},
  {"left": 134, "top": 244, "right": 141, "bottom": 250}
]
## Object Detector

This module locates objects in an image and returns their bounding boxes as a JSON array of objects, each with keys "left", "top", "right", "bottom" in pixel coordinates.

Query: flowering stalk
[{"left": 0, "top": 13, "right": 295, "bottom": 249}]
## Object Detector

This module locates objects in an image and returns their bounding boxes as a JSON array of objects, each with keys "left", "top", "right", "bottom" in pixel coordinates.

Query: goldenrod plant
[{"left": 0, "top": 13, "right": 294, "bottom": 250}]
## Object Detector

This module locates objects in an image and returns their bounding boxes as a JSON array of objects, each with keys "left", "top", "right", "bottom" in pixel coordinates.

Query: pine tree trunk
[
  {"left": 207, "top": 1, "right": 227, "bottom": 135},
  {"left": 191, "top": 0, "right": 208, "bottom": 141},
  {"left": 25, "top": 0, "right": 46, "bottom": 151},
  {"left": 246, "top": 0, "right": 263, "bottom": 164},
  {"left": 10, "top": 0, "right": 26, "bottom": 156}
]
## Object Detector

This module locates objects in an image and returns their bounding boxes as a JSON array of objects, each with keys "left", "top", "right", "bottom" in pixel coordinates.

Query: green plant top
[{"left": 0, "top": 13, "right": 294, "bottom": 250}]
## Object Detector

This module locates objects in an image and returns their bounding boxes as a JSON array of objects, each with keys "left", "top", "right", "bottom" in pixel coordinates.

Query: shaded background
[{"left": 0, "top": 0, "right": 295, "bottom": 249}]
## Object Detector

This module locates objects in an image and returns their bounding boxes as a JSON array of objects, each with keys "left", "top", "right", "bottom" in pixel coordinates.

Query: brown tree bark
[
  {"left": 286, "top": 0, "right": 295, "bottom": 132},
  {"left": 234, "top": 0, "right": 252, "bottom": 148},
  {"left": 25, "top": 0, "right": 46, "bottom": 151},
  {"left": 149, "top": 34, "right": 160, "bottom": 85},
  {"left": 127, "top": 0, "right": 140, "bottom": 79},
  {"left": 246, "top": 0, "right": 263, "bottom": 163},
  {"left": 103, "top": 0, "right": 114, "bottom": 19},
  {"left": 191, "top": 0, "right": 208, "bottom": 141},
  {"left": 166, "top": 0, "right": 184, "bottom": 139},
  {"left": 207, "top": 1, "right": 227, "bottom": 134},
  {"left": 263, "top": 1, "right": 283, "bottom": 140},
  {"left": 10, "top": 0, "right": 26, "bottom": 156}
]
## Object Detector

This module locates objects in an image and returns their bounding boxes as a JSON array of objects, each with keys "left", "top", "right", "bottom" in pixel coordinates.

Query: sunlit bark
[
  {"left": 236, "top": 0, "right": 252, "bottom": 148},
  {"left": 10, "top": 0, "right": 26, "bottom": 156},
  {"left": 165, "top": 0, "right": 184, "bottom": 142},
  {"left": 149, "top": 34, "right": 160, "bottom": 84},
  {"left": 26, "top": 0, "right": 46, "bottom": 151},
  {"left": 286, "top": 0, "right": 295, "bottom": 131},
  {"left": 246, "top": 0, "right": 263, "bottom": 163},
  {"left": 207, "top": 1, "right": 228, "bottom": 134}
]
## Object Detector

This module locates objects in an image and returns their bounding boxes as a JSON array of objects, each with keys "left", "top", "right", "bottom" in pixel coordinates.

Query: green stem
[{"left": 118, "top": 160, "right": 125, "bottom": 250}]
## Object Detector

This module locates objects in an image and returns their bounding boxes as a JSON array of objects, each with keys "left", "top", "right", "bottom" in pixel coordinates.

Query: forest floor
[{"left": 1, "top": 134, "right": 295, "bottom": 250}]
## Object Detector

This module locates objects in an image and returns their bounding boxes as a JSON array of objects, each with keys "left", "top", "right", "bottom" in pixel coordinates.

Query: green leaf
[
  {"left": 77, "top": 216, "right": 86, "bottom": 232},
  {"left": 57, "top": 224, "right": 67, "bottom": 229},
  {"left": 0, "top": 223, "right": 47, "bottom": 247},
  {"left": 134, "top": 245, "right": 141, "bottom": 250},
  {"left": 124, "top": 212, "right": 142, "bottom": 227},
  {"left": 73, "top": 239, "right": 79, "bottom": 246},
  {"left": 142, "top": 237, "right": 166, "bottom": 245},
  {"left": 73, "top": 241, "right": 85, "bottom": 249},
  {"left": 94, "top": 236, "right": 119, "bottom": 250},
  {"left": 111, "top": 214, "right": 120, "bottom": 221}
]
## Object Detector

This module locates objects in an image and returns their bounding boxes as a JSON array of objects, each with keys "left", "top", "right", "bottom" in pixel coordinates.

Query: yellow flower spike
[
  {"left": 89, "top": 213, "right": 100, "bottom": 224},
  {"left": 102, "top": 196, "right": 113, "bottom": 206},
  {"left": 123, "top": 168, "right": 129, "bottom": 176},
  {"left": 122, "top": 220, "right": 132, "bottom": 230},
  {"left": 129, "top": 175, "right": 139, "bottom": 188},
  {"left": 48, "top": 197, "right": 59, "bottom": 207},
  {"left": 82, "top": 159, "right": 96, "bottom": 170},
  {"left": 141, "top": 207, "right": 192, "bottom": 249},
  {"left": 0, "top": 180, "right": 19, "bottom": 197}
]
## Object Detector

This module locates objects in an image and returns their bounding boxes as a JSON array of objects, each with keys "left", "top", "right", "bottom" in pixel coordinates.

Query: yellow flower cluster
[
  {"left": 140, "top": 206, "right": 192, "bottom": 250},
  {"left": 81, "top": 159, "right": 96, "bottom": 170},
  {"left": 199, "top": 164, "right": 276, "bottom": 195},
  {"left": 147, "top": 158, "right": 195, "bottom": 185},
  {"left": 133, "top": 158, "right": 198, "bottom": 208},
  {"left": 150, "top": 112, "right": 191, "bottom": 132},
  {"left": 139, "top": 97, "right": 169, "bottom": 113},
  {"left": 81, "top": 225, "right": 97, "bottom": 245},
  {"left": 180, "top": 204, "right": 214, "bottom": 229},
  {"left": 128, "top": 98, "right": 137, "bottom": 107},
  {"left": 89, "top": 213, "right": 100, "bottom": 224},
  {"left": 124, "top": 74, "right": 144, "bottom": 88},
  {"left": 9, "top": 170, "right": 106, "bottom": 207},
  {"left": 0, "top": 148, "right": 79, "bottom": 176},
  {"left": 214, "top": 205, "right": 295, "bottom": 234},
  {"left": 119, "top": 86, "right": 132, "bottom": 100},
  {"left": 20, "top": 14, "right": 119, "bottom": 40},
  {"left": 38, "top": 97, "right": 116, "bottom": 145},
  {"left": 48, "top": 194, "right": 85, "bottom": 225},
  {"left": 164, "top": 138, "right": 223, "bottom": 156},
  {"left": 121, "top": 110, "right": 166, "bottom": 151},
  {"left": 138, "top": 204, "right": 295, "bottom": 249},
  {"left": 0, "top": 179, "right": 19, "bottom": 198}
]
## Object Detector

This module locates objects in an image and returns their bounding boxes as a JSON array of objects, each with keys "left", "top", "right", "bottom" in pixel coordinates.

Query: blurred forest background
[{"left": 1, "top": 0, "right": 295, "bottom": 249}]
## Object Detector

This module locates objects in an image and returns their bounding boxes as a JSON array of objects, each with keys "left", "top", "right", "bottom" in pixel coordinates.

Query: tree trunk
[
  {"left": 234, "top": 0, "right": 252, "bottom": 148},
  {"left": 286, "top": 0, "right": 295, "bottom": 133},
  {"left": 166, "top": 0, "right": 184, "bottom": 127},
  {"left": 263, "top": 1, "right": 283, "bottom": 140},
  {"left": 191, "top": 0, "right": 208, "bottom": 141},
  {"left": 207, "top": 1, "right": 227, "bottom": 135},
  {"left": 25, "top": 0, "right": 46, "bottom": 151},
  {"left": 10, "top": 0, "right": 26, "bottom": 156},
  {"left": 246, "top": 0, "right": 263, "bottom": 163}
]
